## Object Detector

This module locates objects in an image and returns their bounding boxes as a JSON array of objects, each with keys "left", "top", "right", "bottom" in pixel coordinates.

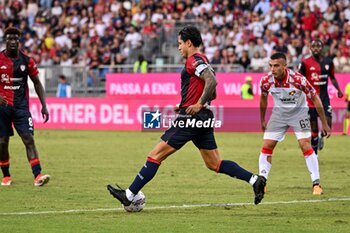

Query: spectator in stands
[
  {"left": 333, "top": 50, "right": 350, "bottom": 73},
  {"left": 239, "top": 50, "right": 251, "bottom": 72},
  {"left": 39, "top": 52, "right": 53, "bottom": 66},
  {"left": 211, "top": 50, "right": 222, "bottom": 65},
  {"left": 250, "top": 51, "right": 263, "bottom": 72},
  {"left": 133, "top": 54, "right": 148, "bottom": 74},
  {"left": 1, "top": 0, "right": 349, "bottom": 76},
  {"left": 56, "top": 74, "right": 71, "bottom": 98},
  {"left": 254, "top": 0, "right": 270, "bottom": 15}
]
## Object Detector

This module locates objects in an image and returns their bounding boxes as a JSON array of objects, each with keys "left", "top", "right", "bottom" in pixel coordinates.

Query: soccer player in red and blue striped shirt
[
  {"left": 108, "top": 26, "right": 267, "bottom": 207},
  {"left": 0, "top": 27, "right": 50, "bottom": 186}
]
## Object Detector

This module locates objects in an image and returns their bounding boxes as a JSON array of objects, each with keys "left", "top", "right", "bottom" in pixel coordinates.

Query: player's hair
[
  {"left": 270, "top": 52, "right": 286, "bottom": 61},
  {"left": 311, "top": 39, "right": 324, "bottom": 46},
  {"left": 4, "top": 27, "right": 21, "bottom": 37},
  {"left": 178, "top": 26, "right": 203, "bottom": 47}
]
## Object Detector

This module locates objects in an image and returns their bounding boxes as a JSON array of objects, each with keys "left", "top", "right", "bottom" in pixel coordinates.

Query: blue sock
[
  {"left": 1, "top": 166, "right": 10, "bottom": 177},
  {"left": 218, "top": 160, "right": 253, "bottom": 183},
  {"left": 0, "top": 160, "right": 10, "bottom": 177},
  {"left": 129, "top": 157, "right": 160, "bottom": 194},
  {"left": 311, "top": 136, "right": 318, "bottom": 154},
  {"left": 30, "top": 158, "right": 42, "bottom": 178}
]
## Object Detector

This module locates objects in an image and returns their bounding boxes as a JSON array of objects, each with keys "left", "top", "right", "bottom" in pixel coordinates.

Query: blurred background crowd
[{"left": 1, "top": 0, "right": 350, "bottom": 76}]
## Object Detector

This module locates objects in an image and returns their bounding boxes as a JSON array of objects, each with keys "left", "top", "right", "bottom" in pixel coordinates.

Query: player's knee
[
  {"left": 0, "top": 137, "right": 9, "bottom": 145},
  {"left": 299, "top": 141, "right": 312, "bottom": 153},
  {"left": 20, "top": 134, "right": 35, "bottom": 146}
]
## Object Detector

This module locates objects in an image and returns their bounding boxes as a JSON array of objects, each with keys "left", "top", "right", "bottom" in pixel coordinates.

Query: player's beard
[{"left": 6, "top": 46, "right": 19, "bottom": 58}]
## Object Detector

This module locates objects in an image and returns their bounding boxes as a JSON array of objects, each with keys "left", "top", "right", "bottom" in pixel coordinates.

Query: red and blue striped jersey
[
  {"left": 0, "top": 50, "right": 39, "bottom": 108},
  {"left": 179, "top": 53, "right": 214, "bottom": 108}
]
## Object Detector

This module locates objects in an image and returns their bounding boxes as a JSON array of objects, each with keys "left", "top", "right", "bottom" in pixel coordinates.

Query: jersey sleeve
[
  {"left": 186, "top": 56, "right": 209, "bottom": 77},
  {"left": 299, "top": 75, "right": 316, "bottom": 98},
  {"left": 28, "top": 57, "right": 39, "bottom": 78},
  {"left": 260, "top": 76, "right": 270, "bottom": 96}
]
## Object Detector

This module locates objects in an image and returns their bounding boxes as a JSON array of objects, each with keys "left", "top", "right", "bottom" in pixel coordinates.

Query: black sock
[
  {"left": 30, "top": 158, "right": 42, "bottom": 178},
  {"left": 129, "top": 157, "right": 160, "bottom": 194},
  {"left": 0, "top": 160, "right": 10, "bottom": 177},
  {"left": 218, "top": 160, "right": 253, "bottom": 183},
  {"left": 311, "top": 136, "right": 319, "bottom": 154}
]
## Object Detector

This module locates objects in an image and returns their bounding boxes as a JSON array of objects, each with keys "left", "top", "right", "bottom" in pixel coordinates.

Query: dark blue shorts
[
  {"left": 160, "top": 109, "right": 218, "bottom": 150},
  {"left": 308, "top": 104, "right": 332, "bottom": 121},
  {"left": 0, "top": 105, "right": 34, "bottom": 137}
]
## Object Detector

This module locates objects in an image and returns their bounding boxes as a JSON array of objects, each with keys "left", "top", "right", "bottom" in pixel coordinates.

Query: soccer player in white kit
[{"left": 258, "top": 53, "right": 331, "bottom": 195}]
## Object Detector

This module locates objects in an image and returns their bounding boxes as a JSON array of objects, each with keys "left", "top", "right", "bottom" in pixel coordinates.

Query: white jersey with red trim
[{"left": 260, "top": 69, "right": 316, "bottom": 116}]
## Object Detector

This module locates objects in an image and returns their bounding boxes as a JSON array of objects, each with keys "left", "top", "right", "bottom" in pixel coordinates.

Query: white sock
[
  {"left": 249, "top": 174, "right": 258, "bottom": 186},
  {"left": 305, "top": 152, "right": 320, "bottom": 182},
  {"left": 259, "top": 153, "right": 272, "bottom": 179},
  {"left": 125, "top": 189, "right": 135, "bottom": 201}
]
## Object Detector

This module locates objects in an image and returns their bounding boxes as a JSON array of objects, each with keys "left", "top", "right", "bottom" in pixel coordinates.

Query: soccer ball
[{"left": 123, "top": 191, "right": 146, "bottom": 212}]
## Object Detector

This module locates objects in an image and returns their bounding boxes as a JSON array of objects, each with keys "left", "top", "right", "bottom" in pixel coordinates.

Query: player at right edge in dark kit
[
  {"left": 107, "top": 26, "right": 266, "bottom": 208},
  {"left": 299, "top": 39, "right": 343, "bottom": 154}
]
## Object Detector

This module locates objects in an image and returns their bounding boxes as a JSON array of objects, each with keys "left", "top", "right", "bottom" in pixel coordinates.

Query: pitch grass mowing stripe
[{"left": 1, "top": 197, "right": 350, "bottom": 216}]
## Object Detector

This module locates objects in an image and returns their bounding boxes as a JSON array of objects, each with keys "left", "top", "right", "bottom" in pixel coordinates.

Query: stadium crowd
[{"left": 1, "top": 0, "right": 350, "bottom": 74}]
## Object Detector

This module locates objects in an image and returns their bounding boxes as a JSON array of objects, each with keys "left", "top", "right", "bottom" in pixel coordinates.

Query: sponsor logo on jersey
[
  {"left": 313, "top": 81, "right": 327, "bottom": 85},
  {"left": 279, "top": 97, "right": 296, "bottom": 104},
  {"left": 325, "top": 65, "right": 329, "bottom": 70},
  {"left": 311, "top": 72, "right": 319, "bottom": 80},
  {"left": 20, "top": 65, "right": 26, "bottom": 71},
  {"left": 4, "top": 85, "right": 20, "bottom": 90},
  {"left": 0, "top": 65, "right": 7, "bottom": 69},
  {"left": 11, "top": 77, "right": 23, "bottom": 82},
  {"left": 310, "top": 66, "right": 316, "bottom": 70},
  {"left": 1, "top": 74, "right": 10, "bottom": 83},
  {"left": 289, "top": 90, "right": 296, "bottom": 96}
]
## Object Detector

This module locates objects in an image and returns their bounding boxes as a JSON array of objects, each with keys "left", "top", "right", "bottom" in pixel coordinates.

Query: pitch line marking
[{"left": 1, "top": 197, "right": 350, "bottom": 216}]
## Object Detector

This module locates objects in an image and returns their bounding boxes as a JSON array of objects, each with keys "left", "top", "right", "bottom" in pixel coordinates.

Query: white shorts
[{"left": 263, "top": 111, "right": 311, "bottom": 142}]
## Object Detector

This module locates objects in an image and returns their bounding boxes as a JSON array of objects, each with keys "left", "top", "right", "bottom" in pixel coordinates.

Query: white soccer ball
[{"left": 123, "top": 191, "right": 146, "bottom": 212}]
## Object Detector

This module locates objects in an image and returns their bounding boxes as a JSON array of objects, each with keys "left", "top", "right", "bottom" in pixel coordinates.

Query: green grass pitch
[{"left": 0, "top": 130, "right": 349, "bottom": 233}]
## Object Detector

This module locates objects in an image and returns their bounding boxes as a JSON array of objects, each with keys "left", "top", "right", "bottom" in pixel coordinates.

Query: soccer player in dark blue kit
[
  {"left": 299, "top": 39, "right": 343, "bottom": 155},
  {"left": 0, "top": 27, "right": 50, "bottom": 186},
  {"left": 107, "top": 26, "right": 266, "bottom": 206}
]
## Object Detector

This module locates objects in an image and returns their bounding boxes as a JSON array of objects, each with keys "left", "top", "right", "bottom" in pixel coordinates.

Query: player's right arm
[
  {"left": 260, "top": 94, "right": 268, "bottom": 132},
  {"left": 259, "top": 76, "right": 270, "bottom": 132},
  {"left": 310, "top": 94, "right": 331, "bottom": 137}
]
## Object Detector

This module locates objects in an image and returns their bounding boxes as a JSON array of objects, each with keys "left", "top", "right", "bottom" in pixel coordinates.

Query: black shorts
[
  {"left": 308, "top": 104, "right": 332, "bottom": 121},
  {"left": 160, "top": 109, "right": 217, "bottom": 150},
  {"left": 0, "top": 105, "right": 34, "bottom": 137},
  {"left": 347, "top": 102, "right": 350, "bottom": 112}
]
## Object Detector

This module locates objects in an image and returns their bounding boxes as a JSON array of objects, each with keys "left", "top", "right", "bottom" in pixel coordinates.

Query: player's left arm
[
  {"left": 329, "top": 62, "right": 344, "bottom": 98},
  {"left": 31, "top": 75, "right": 49, "bottom": 123},
  {"left": 28, "top": 57, "right": 49, "bottom": 123},
  {"left": 186, "top": 67, "right": 217, "bottom": 115}
]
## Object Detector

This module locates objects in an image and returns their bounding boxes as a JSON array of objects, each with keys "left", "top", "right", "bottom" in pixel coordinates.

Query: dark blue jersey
[{"left": 0, "top": 50, "right": 39, "bottom": 108}]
